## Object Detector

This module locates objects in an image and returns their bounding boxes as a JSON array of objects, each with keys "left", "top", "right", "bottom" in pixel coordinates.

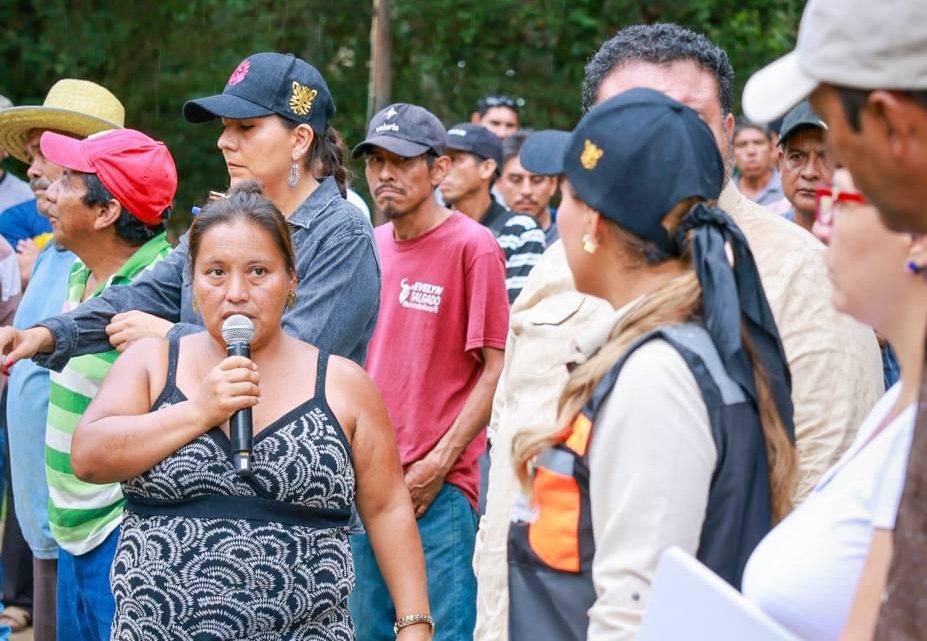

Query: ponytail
[
  {"left": 511, "top": 198, "right": 797, "bottom": 523},
  {"left": 309, "top": 126, "right": 351, "bottom": 198},
  {"left": 279, "top": 116, "right": 352, "bottom": 197}
]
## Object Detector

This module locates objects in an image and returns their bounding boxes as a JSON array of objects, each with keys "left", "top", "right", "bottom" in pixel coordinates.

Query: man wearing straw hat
[
  {"left": 0, "top": 79, "right": 124, "bottom": 641},
  {"left": 0, "top": 93, "right": 50, "bottom": 289},
  {"left": 0, "top": 93, "right": 42, "bottom": 244}
]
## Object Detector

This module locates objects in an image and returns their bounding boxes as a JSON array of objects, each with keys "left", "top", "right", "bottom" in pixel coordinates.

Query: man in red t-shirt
[{"left": 350, "top": 102, "right": 509, "bottom": 641}]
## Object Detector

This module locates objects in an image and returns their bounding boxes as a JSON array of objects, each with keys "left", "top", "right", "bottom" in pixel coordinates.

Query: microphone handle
[{"left": 227, "top": 342, "right": 253, "bottom": 477}]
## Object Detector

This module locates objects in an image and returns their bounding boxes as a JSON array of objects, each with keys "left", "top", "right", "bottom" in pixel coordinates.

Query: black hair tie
[{"left": 678, "top": 202, "right": 795, "bottom": 441}]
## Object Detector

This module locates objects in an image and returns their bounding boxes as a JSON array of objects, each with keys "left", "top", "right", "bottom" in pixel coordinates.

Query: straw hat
[{"left": 0, "top": 79, "right": 125, "bottom": 163}]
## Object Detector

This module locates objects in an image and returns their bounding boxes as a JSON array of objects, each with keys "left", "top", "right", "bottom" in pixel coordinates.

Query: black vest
[{"left": 508, "top": 323, "right": 774, "bottom": 641}]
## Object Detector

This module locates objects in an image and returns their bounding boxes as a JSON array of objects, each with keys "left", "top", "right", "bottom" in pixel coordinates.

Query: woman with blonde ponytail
[{"left": 507, "top": 88, "right": 797, "bottom": 641}]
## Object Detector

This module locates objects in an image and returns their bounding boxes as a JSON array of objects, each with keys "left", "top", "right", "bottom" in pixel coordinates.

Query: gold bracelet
[{"left": 393, "top": 613, "right": 435, "bottom": 635}]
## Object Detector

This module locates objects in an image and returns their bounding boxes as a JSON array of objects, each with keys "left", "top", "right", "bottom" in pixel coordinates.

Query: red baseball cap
[{"left": 40, "top": 128, "right": 177, "bottom": 225}]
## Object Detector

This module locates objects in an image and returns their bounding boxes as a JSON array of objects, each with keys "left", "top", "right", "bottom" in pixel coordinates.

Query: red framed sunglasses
[{"left": 815, "top": 187, "right": 867, "bottom": 226}]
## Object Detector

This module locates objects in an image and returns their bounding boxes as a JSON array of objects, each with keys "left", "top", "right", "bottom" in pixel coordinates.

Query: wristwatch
[{"left": 393, "top": 613, "right": 435, "bottom": 635}]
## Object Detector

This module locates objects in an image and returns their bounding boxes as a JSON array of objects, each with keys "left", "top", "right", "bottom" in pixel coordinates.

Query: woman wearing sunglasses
[{"left": 741, "top": 167, "right": 926, "bottom": 641}]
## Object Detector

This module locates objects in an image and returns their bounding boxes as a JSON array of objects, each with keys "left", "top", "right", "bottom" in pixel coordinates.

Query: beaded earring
[{"left": 288, "top": 161, "right": 301, "bottom": 189}]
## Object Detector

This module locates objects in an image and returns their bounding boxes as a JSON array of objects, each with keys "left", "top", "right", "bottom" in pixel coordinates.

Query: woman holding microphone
[{"left": 70, "top": 184, "right": 431, "bottom": 640}]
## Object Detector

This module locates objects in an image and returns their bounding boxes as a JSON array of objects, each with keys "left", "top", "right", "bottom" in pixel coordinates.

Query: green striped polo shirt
[{"left": 46, "top": 232, "right": 172, "bottom": 555}]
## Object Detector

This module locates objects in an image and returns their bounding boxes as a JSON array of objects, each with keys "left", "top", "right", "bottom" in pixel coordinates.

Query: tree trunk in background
[
  {"left": 368, "top": 0, "right": 392, "bottom": 225},
  {"left": 369, "top": 0, "right": 392, "bottom": 115}
]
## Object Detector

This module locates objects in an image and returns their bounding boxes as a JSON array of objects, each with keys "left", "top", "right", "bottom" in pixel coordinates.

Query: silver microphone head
[{"left": 221, "top": 314, "right": 255, "bottom": 346}]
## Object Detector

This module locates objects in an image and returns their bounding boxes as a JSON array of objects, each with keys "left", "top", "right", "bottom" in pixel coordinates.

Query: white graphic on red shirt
[{"left": 398, "top": 278, "right": 444, "bottom": 314}]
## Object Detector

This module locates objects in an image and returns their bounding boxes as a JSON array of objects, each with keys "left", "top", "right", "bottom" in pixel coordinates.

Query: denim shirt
[{"left": 36, "top": 177, "right": 381, "bottom": 370}]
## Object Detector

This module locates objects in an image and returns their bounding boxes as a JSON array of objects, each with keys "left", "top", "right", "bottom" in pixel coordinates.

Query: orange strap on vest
[{"left": 525, "top": 412, "right": 592, "bottom": 572}]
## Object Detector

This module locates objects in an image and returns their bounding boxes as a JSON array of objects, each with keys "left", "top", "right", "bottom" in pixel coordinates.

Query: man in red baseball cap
[
  {"left": 28, "top": 127, "right": 174, "bottom": 640},
  {"left": 40, "top": 128, "right": 176, "bottom": 226}
]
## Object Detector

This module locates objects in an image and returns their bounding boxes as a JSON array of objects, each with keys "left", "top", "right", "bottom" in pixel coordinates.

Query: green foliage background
[{"left": 1, "top": 0, "right": 803, "bottom": 235}]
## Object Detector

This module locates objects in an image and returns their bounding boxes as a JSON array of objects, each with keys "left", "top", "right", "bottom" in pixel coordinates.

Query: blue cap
[
  {"left": 519, "top": 129, "right": 570, "bottom": 175},
  {"left": 183, "top": 52, "right": 335, "bottom": 135}
]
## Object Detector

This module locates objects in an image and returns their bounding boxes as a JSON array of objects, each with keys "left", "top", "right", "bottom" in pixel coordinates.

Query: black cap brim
[
  {"left": 182, "top": 94, "right": 275, "bottom": 123},
  {"left": 520, "top": 130, "right": 570, "bottom": 175},
  {"left": 778, "top": 120, "right": 826, "bottom": 147},
  {"left": 444, "top": 139, "right": 472, "bottom": 154},
  {"left": 351, "top": 135, "right": 432, "bottom": 159}
]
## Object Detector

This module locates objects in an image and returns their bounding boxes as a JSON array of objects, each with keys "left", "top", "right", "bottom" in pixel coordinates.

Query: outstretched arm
[
  {"left": 31, "top": 236, "right": 191, "bottom": 371},
  {"left": 840, "top": 529, "right": 892, "bottom": 641}
]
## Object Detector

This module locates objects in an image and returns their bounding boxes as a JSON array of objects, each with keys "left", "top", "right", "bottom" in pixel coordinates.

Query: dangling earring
[
  {"left": 907, "top": 260, "right": 922, "bottom": 275},
  {"left": 582, "top": 234, "right": 598, "bottom": 255},
  {"left": 192, "top": 297, "right": 199, "bottom": 314},
  {"left": 286, "top": 290, "right": 297, "bottom": 309},
  {"left": 288, "top": 159, "right": 301, "bottom": 189}
]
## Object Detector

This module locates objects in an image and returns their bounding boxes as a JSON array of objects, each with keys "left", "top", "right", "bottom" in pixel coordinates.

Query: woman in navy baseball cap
[
  {"left": 20, "top": 52, "right": 381, "bottom": 386},
  {"left": 507, "top": 88, "right": 797, "bottom": 640},
  {"left": 183, "top": 52, "right": 345, "bottom": 202}
]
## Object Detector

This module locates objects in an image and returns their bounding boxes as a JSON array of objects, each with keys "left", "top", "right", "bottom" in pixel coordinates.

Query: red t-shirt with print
[{"left": 366, "top": 211, "right": 510, "bottom": 509}]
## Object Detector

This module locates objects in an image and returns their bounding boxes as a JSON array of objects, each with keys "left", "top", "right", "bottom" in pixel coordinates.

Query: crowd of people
[{"left": 0, "top": 0, "right": 923, "bottom": 640}]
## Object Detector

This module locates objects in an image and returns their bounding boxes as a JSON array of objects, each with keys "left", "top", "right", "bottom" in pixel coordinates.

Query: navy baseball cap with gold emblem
[
  {"left": 545, "top": 88, "right": 724, "bottom": 251},
  {"left": 183, "top": 52, "right": 334, "bottom": 135}
]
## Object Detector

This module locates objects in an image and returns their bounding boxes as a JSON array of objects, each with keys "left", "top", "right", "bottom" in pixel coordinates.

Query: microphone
[{"left": 221, "top": 314, "right": 256, "bottom": 478}]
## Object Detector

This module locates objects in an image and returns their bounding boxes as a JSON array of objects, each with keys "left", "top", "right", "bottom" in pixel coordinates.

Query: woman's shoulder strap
[
  {"left": 314, "top": 349, "right": 330, "bottom": 402},
  {"left": 150, "top": 335, "right": 181, "bottom": 410},
  {"left": 165, "top": 334, "right": 181, "bottom": 384},
  {"left": 583, "top": 322, "right": 747, "bottom": 421}
]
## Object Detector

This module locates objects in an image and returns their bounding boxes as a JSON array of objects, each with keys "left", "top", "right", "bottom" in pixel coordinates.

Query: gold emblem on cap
[
  {"left": 289, "top": 82, "right": 318, "bottom": 117},
  {"left": 580, "top": 139, "right": 604, "bottom": 170}
]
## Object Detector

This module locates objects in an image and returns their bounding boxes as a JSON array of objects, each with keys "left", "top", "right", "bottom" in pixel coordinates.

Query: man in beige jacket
[{"left": 474, "top": 23, "right": 884, "bottom": 641}]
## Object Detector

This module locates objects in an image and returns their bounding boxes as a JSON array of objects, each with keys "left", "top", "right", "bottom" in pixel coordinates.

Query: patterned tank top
[{"left": 110, "top": 337, "right": 357, "bottom": 640}]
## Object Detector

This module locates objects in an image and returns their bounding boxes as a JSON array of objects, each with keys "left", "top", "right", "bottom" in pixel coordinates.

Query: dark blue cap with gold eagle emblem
[
  {"left": 183, "top": 52, "right": 334, "bottom": 135},
  {"left": 543, "top": 88, "right": 724, "bottom": 253}
]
